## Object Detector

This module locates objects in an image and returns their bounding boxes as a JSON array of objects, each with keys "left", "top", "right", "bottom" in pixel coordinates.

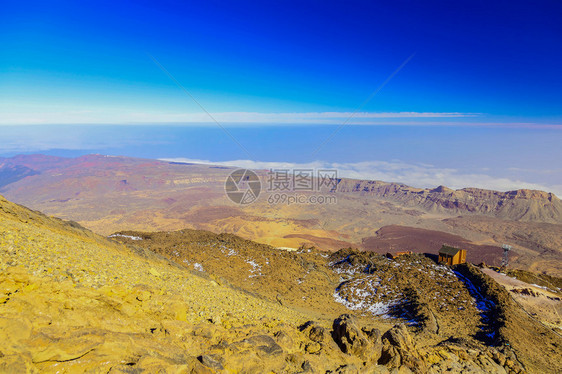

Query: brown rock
[
  {"left": 305, "top": 342, "right": 322, "bottom": 354},
  {"left": 274, "top": 330, "right": 294, "bottom": 348},
  {"left": 231, "top": 335, "right": 283, "bottom": 357},
  {"left": 300, "top": 321, "right": 326, "bottom": 343},
  {"left": 379, "top": 324, "right": 426, "bottom": 373},
  {"left": 198, "top": 354, "right": 224, "bottom": 370},
  {"left": 332, "top": 314, "right": 380, "bottom": 362}
]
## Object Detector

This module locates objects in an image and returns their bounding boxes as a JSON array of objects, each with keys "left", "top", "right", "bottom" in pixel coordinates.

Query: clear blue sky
[
  {"left": 1, "top": 1, "right": 561, "bottom": 194},
  {"left": 2, "top": 0, "right": 562, "bottom": 120}
]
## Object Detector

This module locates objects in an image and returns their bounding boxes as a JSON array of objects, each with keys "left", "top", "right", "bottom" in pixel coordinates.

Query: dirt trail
[{"left": 483, "top": 268, "right": 562, "bottom": 332}]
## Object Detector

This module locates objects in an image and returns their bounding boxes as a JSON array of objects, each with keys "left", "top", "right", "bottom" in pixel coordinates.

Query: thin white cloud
[
  {"left": 178, "top": 111, "right": 479, "bottom": 122},
  {"left": 2, "top": 109, "right": 561, "bottom": 129},
  {"left": 0, "top": 110, "right": 478, "bottom": 125},
  {"left": 161, "top": 158, "right": 562, "bottom": 197}
]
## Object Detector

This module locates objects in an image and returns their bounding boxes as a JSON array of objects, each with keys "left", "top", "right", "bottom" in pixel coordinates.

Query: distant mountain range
[
  {"left": 2, "top": 154, "right": 560, "bottom": 223},
  {"left": 335, "top": 179, "right": 562, "bottom": 223},
  {"left": 1, "top": 154, "right": 561, "bottom": 276}
]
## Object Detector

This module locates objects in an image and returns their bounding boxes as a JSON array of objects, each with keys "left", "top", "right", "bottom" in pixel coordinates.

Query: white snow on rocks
[
  {"left": 108, "top": 234, "right": 143, "bottom": 240},
  {"left": 193, "top": 263, "right": 204, "bottom": 272},
  {"left": 247, "top": 259, "right": 262, "bottom": 278},
  {"left": 333, "top": 289, "right": 394, "bottom": 316}
]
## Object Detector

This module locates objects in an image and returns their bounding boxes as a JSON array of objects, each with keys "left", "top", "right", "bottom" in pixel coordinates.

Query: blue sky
[
  {"left": 1, "top": 1, "right": 561, "bottom": 194},
  {"left": 2, "top": 0, "right": 562, "bottom": 120}
]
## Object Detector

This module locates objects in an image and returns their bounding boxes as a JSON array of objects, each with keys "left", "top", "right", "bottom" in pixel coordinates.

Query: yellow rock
[
  {"left": 29, "top": 334, "right": 103, "bottom": 363},
  {"left": 0, "top": 317, "right": 33, "bottom": 346},
  {"left": 5, "top": 266, "right": 31, "bottom": 283},
  {"left": 0, "top": 279, "right": 19, "bottom": 294},
  {"left": 175, "top": 308, "right": 188, "bottom": 322},
  {"left": 119, "top": 302, "right": 138, "bottom": 317},
  {"left": 149, "top": 268, "right": 162, "bottom": 277},
  {"left": 134, "top": 355, "right": 196, "bottom": 373},
  {"left": 305, "top": 342, "right": 321, "bottom": 354},
  {"left": 0, "top": 353, "right": 38, "bottom": 374},
  {"left": 136, "top": 290, "right": 152, "bottom": 302},
  {"left": 23, "top": 283, "right": 39, "bottom": 292},
  {"left": 426, "top": 353, "right": 442, "bottom": 365},
  {"left": 438, "top": 349, "right": 451, "bottom": 360}
]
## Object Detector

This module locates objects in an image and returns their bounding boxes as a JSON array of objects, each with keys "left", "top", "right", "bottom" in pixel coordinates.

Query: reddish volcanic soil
[
  {"left": 283, "top": 234, "right": 354, "bottom": 250},
  {"left": 178, "top": 205, "right": 245, "bottom": 224},
  {"left": 362, "top": 225, "right": 505, "bottom": 265}
]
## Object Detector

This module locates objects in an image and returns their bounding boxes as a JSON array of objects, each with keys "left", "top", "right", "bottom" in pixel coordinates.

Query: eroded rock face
[
  {"left": 379, "top": 324, "right": 426, "bottom": 372},
  {"left": 232, "top": 334, "right": 284, "bottom": 357},
  {"left": 332, "top": 314, "right": 382, "bottom": 363},
  {"left": 382, "top": 324, "right": 415, "bottom": 351},
  {"left": 300, "top": 321, "right": 327, "bottom": 343},
  {"left": 198, "top": 354, "right": 224, "bottom": 371}
]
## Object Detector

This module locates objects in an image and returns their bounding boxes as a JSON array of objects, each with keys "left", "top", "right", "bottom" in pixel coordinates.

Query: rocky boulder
[
  {"left": 300, "top": 321, "right": 326, "bottom": 343},
  {"left": 332, "top": 314, "right": 382, "bottom": 363},
  {"left": 379, "top": 324, "right": 426, "bottom": 373}
]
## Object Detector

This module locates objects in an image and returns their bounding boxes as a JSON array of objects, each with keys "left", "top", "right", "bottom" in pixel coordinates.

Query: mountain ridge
[
  {"left": 1, "top": 154, "right": 561, "bottom": 277},
  {"left": 1, "top": 154, "right": 560, "bottom": 224},
  {"left": 335, "top": 179, "right": 562, "bottom": 223}
]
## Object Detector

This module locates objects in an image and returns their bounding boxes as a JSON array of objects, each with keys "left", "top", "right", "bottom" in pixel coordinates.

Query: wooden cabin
[{"left": 438, "top": 245, "right": 467, "bottom": 265}]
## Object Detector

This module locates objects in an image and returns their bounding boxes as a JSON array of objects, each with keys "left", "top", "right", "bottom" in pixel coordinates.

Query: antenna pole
[{"left": 501, "top": 244, "right": 512, "bottom": 271}]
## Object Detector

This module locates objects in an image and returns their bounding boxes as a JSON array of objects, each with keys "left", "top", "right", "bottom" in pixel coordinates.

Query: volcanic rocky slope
[
  {"left": 111, "top": 228, "right": 562, "bottom": 373},
  {"left": 2, "top": 193, "right": 560, "bottom": 372}
]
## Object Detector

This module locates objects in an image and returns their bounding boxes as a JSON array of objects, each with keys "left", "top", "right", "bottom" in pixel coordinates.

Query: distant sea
[{"left": 1, "top": 124, "right": 560, "bottom": 195}]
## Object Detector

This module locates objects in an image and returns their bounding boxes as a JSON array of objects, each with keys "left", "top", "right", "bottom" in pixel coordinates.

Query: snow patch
[
  {"left": 108, "top": 234, "right": 143, "bottom": 241},
  {"left": 276, "top": 246, "right": 298, "bottom": 252},
  {"left": 333, "top": 290, "right": 394, "bottom": 316},
  {"left": 247, "top": 259, "right": 262, "bottom": 278},
  {"left": 193, "top": 263, "right": 204, "bottom": 272}
]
